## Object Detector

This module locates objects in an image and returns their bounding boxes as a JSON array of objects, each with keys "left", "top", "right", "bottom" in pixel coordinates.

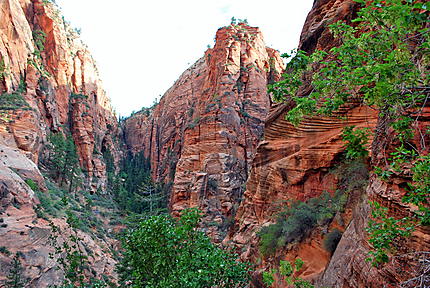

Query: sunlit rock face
[
  {"left": 226, "top": 0, "right": 430, "bottom": 287},
  {"left": 0, "top": 144, "right": 117, "bottom": 287},
  {"left": 0, "top": 0, "right": 120, "bottom": 285},
  {"left": 123, "top": 23, "right": 284, "bottom": 241},
  {"left": 0, "top": 0, "right": 121, "bottom": 192}
]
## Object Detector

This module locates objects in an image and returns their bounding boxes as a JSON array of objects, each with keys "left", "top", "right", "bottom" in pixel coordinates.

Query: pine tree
[{"left": 5, "top": 254, "right": 25, "bottom": 288}]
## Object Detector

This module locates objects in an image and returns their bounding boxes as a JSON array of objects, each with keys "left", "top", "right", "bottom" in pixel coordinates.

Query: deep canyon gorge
[{"left": 0, "top": 0, "right": 429, "bottom": 287}]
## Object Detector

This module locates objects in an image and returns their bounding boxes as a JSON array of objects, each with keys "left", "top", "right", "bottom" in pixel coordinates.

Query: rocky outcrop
[
  {"left": 226, "top": 0, "right": 430, "bottom": 287},
  {"left": 0, "top": 0, "right": 120, "bottom": 286},
  {"left": 123, "top": 23, "right": 284, "bottom": 240},
  {"left": 225, "top": 103, "right": 378, "bottom": 283},
  {"left": 317, "top": 106, "right": 430, "bottom": 287},
  {"left": 0, "top": 144, "right": 117, "bottom": 287},
  {"left": 0, "top": 0, "right": 121, "bottom": 191}
]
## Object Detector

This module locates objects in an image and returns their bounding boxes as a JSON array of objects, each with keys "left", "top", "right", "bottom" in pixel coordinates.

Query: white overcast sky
[{"left": 55, "top": 0, "right": 314, "bottom": 117}]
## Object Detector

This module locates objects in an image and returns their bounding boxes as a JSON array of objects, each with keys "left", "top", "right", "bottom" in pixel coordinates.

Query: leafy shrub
[
  {"left": 118, "top": 208, "right": 250, "bottom": 288},
  {"left": 24, "top": 179, "right": 38, "bottom": 192},
  {"left": 258, "top": 191, "right": 347, "bottom": 256},
  {"left": 366, "top": 202, "right": 414, "bottom": 266},
  {"left": 5, "top": 253, "right": 26, "bottom": 288},
  {"left": 0, "top": 246, "right": 11, "bottom": 256},
  {"left": 262, "top": 270, "right": 275, "bottom": 287},
  {"left": 341, "top": 126, "right": 371, "bottom": 160},
  {"left": 262, "top": 258, "right": 313, "bottom": 288},
  {"left": 0, "top": 92, "right": 30, "bottom": 111},
  {"left": 331, "top": 158, "right": 369, "bottom": 202},
  {"left": 268, "top": 0, "right": 429, "bottom": 265},
  {"left": 323, "top": 229, "right": 343, "bottom": 254}
]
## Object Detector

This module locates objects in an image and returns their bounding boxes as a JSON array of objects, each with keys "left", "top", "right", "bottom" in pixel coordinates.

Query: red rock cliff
[
  {"left": 227, "top": 0, "right": 430, "bottom": 287},
  {"left": 0, "top": 0, "right": 120, "bottom": 286},
  {"left": 124, "top": 23, "right": 284, "bottom": 240},
  {"left": 0, "top": 0, "right": 121, "bottom": 192}
]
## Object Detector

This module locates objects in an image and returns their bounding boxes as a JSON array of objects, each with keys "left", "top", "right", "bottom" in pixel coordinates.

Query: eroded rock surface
[
  {"left": 0, "top": 144, "right": 117, "bottom": 287},
  {"left": 124, "top": 23, "right": 284, "bottom": 240},
  {"left": 0, "top": 0, "right": 120, "bottom": 286},
  {"left": 0, "top": 0, "right": 121, "bottom": 192},
  {"left": 226, "top": 0, "right": 430, "bottom": 287}
]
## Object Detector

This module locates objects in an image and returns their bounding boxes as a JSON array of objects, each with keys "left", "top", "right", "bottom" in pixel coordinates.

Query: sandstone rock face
[
  {"left": 0, "top": 0, "right": 121, "bottom": 191},
  {"left": 225, "top": 104, "right": 378, "bottom": 284},
  {"left": 0, "top": 1, "right": 120, "bottom": 286},
  {"left": 227, "top": 1, "right": 430, "bottom": 287},
  {"left": 124, "top": 24, "right": 284, "bottom": 240},
  {"left": 317, "top": 106, "right": 430, "bottom": 287},
  {"left": 0, "top": 144, "right": 117, "bottom": 287}
]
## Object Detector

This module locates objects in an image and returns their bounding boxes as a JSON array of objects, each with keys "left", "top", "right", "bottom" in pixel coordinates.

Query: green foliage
[
  {"left": 405, "top": 154, "right": 430, "bottom": 225},
  {"left": 32, "top": 30, "right": 46, "bottom": 57},
  {"left": 5, "top": 253, "right": 26, "bottom": 288},
  {"left": 341, "top": 126, "right": 371, "bottom": 160},
  {"left": 46, "top": 133, "right": 82, "bottom": 193},
  {"left": 0, "top": 246, "right": 11, "bottom": 256},
  {"left": 24, "top": 179, "right": 38, "bottom": 191},
  {"left": 29, "top": 29, "right": 50, "bottom": 77},
  {"left": 49, "top": 211, "right": 110, "bottom": 288},
  {"left": 70, "top": 93, "right": 88, "bottom": 100},
  {"left": 332, "top": 158, "right": 369, "bottom": 196},
  {"left": 102, "top": 146, "right": 115, "bottom": 188},
  {"left": 262, "top": 270, "right": 275, "bottom": 287},
  {"left": 26, "top": 179, "right": 63, "bottom": 219},
  {"left": 42, "top": 0, "right": 56, "bottom": 5},
  {"left": 118, "top": 208, "right": 250, "bottom": 288},
  {"left": 187, "top": 116, "right": 201, "bottom": 129},
  {"left": 270, "top": 0, "right": 429, "bottom": 122},
  {"left": 365, "top": 201, "right": 414, "bottom": 266},
  {"left": 0, "top": 92, "right": 30, "bottom": 111},
  {"left": 0, "top": 58, "right": 9, "bottom": 81},
  {"left": 110, "top": 151, "right": 168, "bottom": 215},
  {"left": 269, "top": 0, "right": 429, "bottom": 266},
  {"left": 262, "top": 258, "right": 313, "bottom": 288},
  {"left": 258, "top": 191, "right": 347, "bottom": 256},
  {"left": 323, "top": 229, "right": 343, "bottom": 254}
]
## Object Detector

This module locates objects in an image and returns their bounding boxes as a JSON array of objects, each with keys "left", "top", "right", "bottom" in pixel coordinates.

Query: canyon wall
[
  {"left": 0, "top": 0, "right": 121, "bottom": 192},
  {"left": 124, "top": 23, "right": 284, "bottom": 240},
  {"left": 0, "top": 0, "right": 120, "bottom": 286},
  {"left": 227, "top": 0, "right": 430, "bottom": 287}
]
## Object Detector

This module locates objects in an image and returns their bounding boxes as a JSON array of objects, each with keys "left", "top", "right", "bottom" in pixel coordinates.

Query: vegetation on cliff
[
  {"left": 118, "top": 208, "right": 250, "bottom": 288},
  {"left": 269, "top": 0, "right": 429, "bottom": 270}
]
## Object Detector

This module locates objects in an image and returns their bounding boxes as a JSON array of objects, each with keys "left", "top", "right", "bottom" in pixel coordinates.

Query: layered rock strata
[
  {"left": 124, "top": 23, "right": 284, "bottom": 240},
  {"left": 0, "top": 0, "right": 121, "bottom": 191},
  {"left": 227, "top": 0, "right": 430, "bottom": 287},
  {"left": 0, "top": 144, "right": 117, "bottom": 287},
  {"left": 0, "top": 0, "right": 120, "bottom": 286}
]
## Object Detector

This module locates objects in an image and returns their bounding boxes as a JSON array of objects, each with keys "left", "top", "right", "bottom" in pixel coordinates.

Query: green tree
[
  {"left": 117, "top": 208, "right": 250, "bottom": 288},
  {"left": 47, "top": 133, "right": 82, "bottom": 194},
  {"left": 262, "top": 258, "right": 313, "bottom": 288},
  {"left": 49, "top": 211, "right": 109, "bottom": 288},
  {"left": 5, "top": 253, "right": 26, "bottom": 288}
]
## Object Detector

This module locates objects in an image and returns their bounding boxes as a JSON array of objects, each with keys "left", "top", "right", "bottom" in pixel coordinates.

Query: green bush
[
  {"left": 5, "top": 253, "right": 26, "bottom": 288},
  {"left": 118, "top": 208, "right": 250, "bottom": 287},
  {"left": 323, "top": 229, "right": 343, "bottom": 254},
  {"left": 0, "top": 246, "right": 11, "bottom": 256},
  {"left": 258, "top": 191, "right": 347, "bottom": 256},
  {"left": 341, "top": 126, "right": 371, "bottom": 160},
  {"left": 0, "top": 92, "right": 30, "bottom": 111},
  {"left": 24, "top": 179, "right": 38, "bottom": 192}
]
